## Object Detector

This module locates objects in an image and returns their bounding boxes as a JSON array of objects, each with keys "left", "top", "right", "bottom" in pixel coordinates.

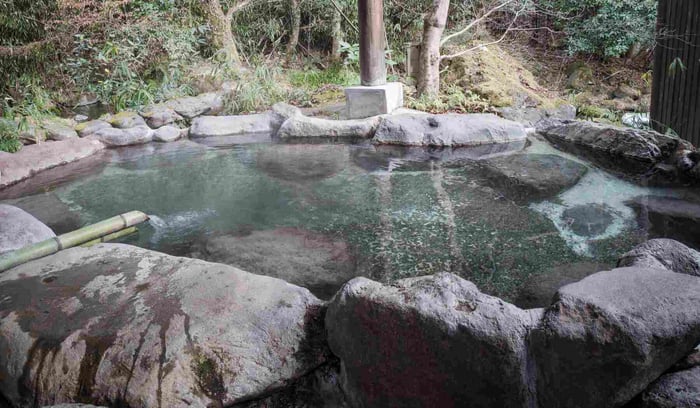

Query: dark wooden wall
[{"left": 651, "top": 0, "right": 700, "bottom": 146}]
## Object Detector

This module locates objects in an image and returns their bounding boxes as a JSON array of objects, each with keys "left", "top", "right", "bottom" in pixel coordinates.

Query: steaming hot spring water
[{"left": 2, "top": 136, "right": 698, "bottom": 306}]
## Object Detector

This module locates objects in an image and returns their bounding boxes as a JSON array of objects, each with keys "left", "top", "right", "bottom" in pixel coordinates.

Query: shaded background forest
[{"left": 0, "top": 0, "right": 658, "bottom": 149}]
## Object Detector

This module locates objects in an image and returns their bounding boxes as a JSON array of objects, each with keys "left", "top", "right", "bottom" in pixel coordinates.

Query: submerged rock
[
  {"left": 0, "top": 204, "right": 55, "bottom": 254},
  {"left": 540, "top": 121, "right": 693, "bottom": 178},
  {"left": 0, "top": 138, "right": 105, "bottom": 189},
  {"left": 255, "top": 144, "right": 349, "bottom": 182},
  {"left": 618, "top": 238, "right": 700, "bottom": 276},
  {"left": 92, "top": 125, "right": 154, "bottom": 146},
  {"left": 326, "top": 273, "right": 538, "bottom": 408},
  {"left": 5, "top": 193, "right": 82, "bottom": 234},
  {"left": 191, "top": 227, "right": 358, "bottom": 300},
  {"left": 639, "top": 366, "right": 700, "bottom": 408},
  {"left": 373, "top": 113, "right": 528, "bottom": 147},
  {"left": 190, "top": 113, "right": 278, "bottom": 138},
  {"left": 477, "top": 153, "right": 588, "bottom": 202},
  {"left": 0, "top": 244, "right": 328, "bottom": 407},
  {"left": 561, "top": 203, "right": 614, "bottom": 236},
  {"left": 277, "top": 114, "right": 382, "bottom": 139},
  {"left": 530, "top": 267, "right": 700, "bottom": 408},
  {"left": 514, "top": 261, "right": 608, "bottom": 309},
  {"left": 627, "top": 196, "right": 700, "bottom": 249}
]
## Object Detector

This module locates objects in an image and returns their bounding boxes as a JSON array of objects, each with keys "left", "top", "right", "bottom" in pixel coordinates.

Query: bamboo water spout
[{"left": 0, "top": 211, "right": 149, "bottom": 273}]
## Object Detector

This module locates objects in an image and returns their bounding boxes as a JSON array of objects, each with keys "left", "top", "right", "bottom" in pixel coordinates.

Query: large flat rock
[
  {"left": 530, "top": 267, "right": 700, "bottom": 408},
  {"left": 540, "top": 121, "right": 692, "bottom": 178},
  {"left": 189, "top": 113, "right": 279, "bottom": 138},
  {"left": 0, "top": 244, "right": 328, "bottom": 407},
  {"left": 277, "top": 115, "right": 382, "bottom": 139},
  {"left": 639, "top": 366, "right": 700, "bottom": 407},
  {"left": 476, "top": 153, "right": 588, "bottom": 202},
  {"left": 372, "top": 113, "right": 527, "bottom": 147},
  {"left": 326, "top": 273, "right": 538, "bottom": 408},
  {"left": 618, "top": 238, "right": 700, "bottom": 276},
  {"left": 0, "top": 138, "right": 105, "bottom": 189},
  {"left": 0, "top": 204, "right": 55, "bottom": 254}
]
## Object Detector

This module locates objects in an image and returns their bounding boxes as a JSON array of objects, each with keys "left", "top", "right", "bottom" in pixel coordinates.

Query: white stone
[{"left": 345, "top": 82, "right": 404, "bottom": 119}]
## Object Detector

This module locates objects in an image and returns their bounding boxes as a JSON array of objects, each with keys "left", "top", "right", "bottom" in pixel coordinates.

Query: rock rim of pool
[
  {"left": 0, "top": 237, "right": 699, "bottom": 407},
  {"left": 372, "top": 113, "right": 528, "bottom": 147},
  {"left": 540, "top": 121, "right": 700, "bottom": 186}
]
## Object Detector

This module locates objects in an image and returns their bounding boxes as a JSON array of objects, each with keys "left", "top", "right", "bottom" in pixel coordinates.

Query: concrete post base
[{"left": 345, "top": 82, "right": 404, "bottom": 119}]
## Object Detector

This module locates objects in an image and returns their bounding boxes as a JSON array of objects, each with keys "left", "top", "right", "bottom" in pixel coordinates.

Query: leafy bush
[
  {"left": 0, "top": 119, "right": 21, "bottom": 153},
  {"left": 542, "top": 0, "right": 658, "bottom": 57}
]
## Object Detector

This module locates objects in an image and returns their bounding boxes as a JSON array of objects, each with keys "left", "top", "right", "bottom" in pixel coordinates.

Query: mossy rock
[
  {"left": 566, "top": 64, "right": 594, "bottom": 91},
  {"left": 445, "top": 42, "right": 551, "bottom": 109}
]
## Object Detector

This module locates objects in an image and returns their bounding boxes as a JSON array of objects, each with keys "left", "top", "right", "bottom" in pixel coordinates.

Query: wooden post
[
  {"left": 358, "top": 0, "right": 386, "bottom": 86},
  {"left": 651, "top": 0, "right": 700, "bottom": 146}
]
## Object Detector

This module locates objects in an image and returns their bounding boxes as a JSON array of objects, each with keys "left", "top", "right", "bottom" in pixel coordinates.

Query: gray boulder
[
  {"left": 5, "top": 192, "right": 82, "bottom": 234},
  {"left": 42, "top": 118, "right": 78, "bottom": 141},
  {"left": 75, "top": 120, "right": 111, "bottom": 138},
  {"left": 92, "top": 125, "right": 154, "bottom": 146},
  {"left": 0, "top": 138, "right": 105, "bottom": 189},
  {"left": 499, "top": 104, "right": 577, "bottom": 130},
  {"left": 43, "top": 405, "right": 106, "bottom": 408},
  {"left": 373, "top": 113, "right": 528, "bottom": 147},
  {"left": 639, "top": 366, "right": 700, "bottom": 408},
  {"left": 166, "top": 92, "right": 224, "bottom": 120},
  {"left": 0, "top": 204, "right": 55, "bottom": 254},
  {"left": 140, "top": 106, "right": 183, "bottom": 129},
  {"left": 628, "top": 196, "right": 700, "bottom": 249},
  {"left": 107, "top": 111, "right": 147, "bottom": 129},
  {"left": 153, "top": 125, "right": 183, "bottom": 143},
  {"left": 0, "top": 244, "right": 328, "bottom": 407},
  {"left": 618, "top": 239, "right": 700, "bottom": 276},
  {"left": 530, "top": 267, "right": 700, "bottom": 408},
  {"left": 477, "top": 153, "right": 588, "bottom": 202},
  {"left": 326, "top": 273, "right": 538, "bottom": 408},
  {"left": 540, "top": 121, "right": 693, "bottom": 176},
  {"left": 277, "top": 114, "right": 382, "bottom": 139},
  {"left": 190, "top": 113, "right": 278, "bottom": 138}
]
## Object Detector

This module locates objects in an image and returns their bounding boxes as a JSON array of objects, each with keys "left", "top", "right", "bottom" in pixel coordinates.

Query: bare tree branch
[
  {"left": 440, "top": 6, "right": 525, "bottom": 61},
  {"left": 440, "top": 0, "right": 514, "bottom": 46},
  {"left": 226, "top": 0, "right": 254, "bottom": 20}
]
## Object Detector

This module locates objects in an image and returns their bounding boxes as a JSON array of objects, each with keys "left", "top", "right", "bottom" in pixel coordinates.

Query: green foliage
[
  {"left": 577, "top": 104, "right": 617, "bottom": 121},
  {"left": 543, "top": 0, "right": 657, "bottom": 57},
  {"left": 407, "top": 84, "right": 489, "bottom": 113},
  {"left": 0, "top": 0, "right": 56, "bottom": 46},
  {"left": 0, "top": 119, "right": 21, "bottom": 153},
  {"left": 288, "top": 65, "right": 359, "bottom": 88},
  {"left": 223, "top": 65, "right": 294, "bottom": 113}
]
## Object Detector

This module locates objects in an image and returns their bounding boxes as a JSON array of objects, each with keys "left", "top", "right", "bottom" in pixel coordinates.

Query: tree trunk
[
  {"left": 287, "top": 0, "right": 301, "bottom": 56},
  {"left": 331, "top": 7, "right": 343, "bottom": 60},
  {"left": 203, "top": 0, "right": 241, "bottom": 64},
  {"left": 417, "top": 0, "right": 450, "bottom": 97}
]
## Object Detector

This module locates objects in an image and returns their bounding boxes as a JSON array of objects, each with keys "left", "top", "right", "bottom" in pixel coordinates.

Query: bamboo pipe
[
  {"left": 81, "top": 227, "right": 139, "bottom": 248},
  {"left": 0, "top": 211, "right": 149, "bottom": 273}
]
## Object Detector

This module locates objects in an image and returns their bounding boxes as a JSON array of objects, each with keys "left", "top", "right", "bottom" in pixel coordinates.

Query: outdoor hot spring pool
[{"left": 2, "top": 136, "right": 698, "bottom": 306}]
